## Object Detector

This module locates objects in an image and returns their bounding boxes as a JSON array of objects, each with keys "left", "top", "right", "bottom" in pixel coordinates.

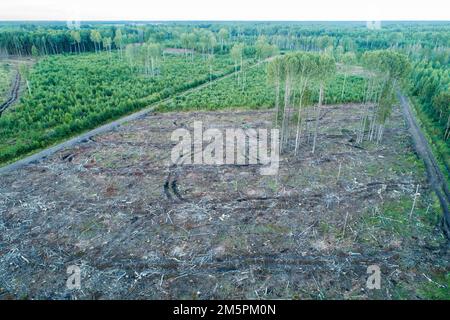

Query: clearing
[{"left": 0, "top": 103, "right": 448, "bottom": 299}]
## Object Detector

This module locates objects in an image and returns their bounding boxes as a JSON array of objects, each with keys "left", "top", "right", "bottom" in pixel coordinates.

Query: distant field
[{"left": 0, "top": 52, "right": 239, "bottom": 164}]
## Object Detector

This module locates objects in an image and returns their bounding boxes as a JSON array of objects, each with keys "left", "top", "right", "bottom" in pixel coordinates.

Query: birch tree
[
  {"left": 358, "top": 50, "right": 410, "bottom": 144},
  {"left": 114, "top": 29, "right": 124, "bottom": 58},
  {"left": 340, "top": 51, "right": 356, "bottom": 101},
  {"left": 292, "top": 53, "right": 317, "bottom": 155},
  {"left": 70, "top": 30, "right": 81, "bottom": 54},
  {"left": 218, "top": 28, "right": 229, "bottom": 52},
  {"left": 145, "top": 42, "right": 162, "bottom": 76},
  {"left": 267, "top": 56, "right": 285, "bottom": 127},
  {"left": 90, "top": 30, "right": 102, "bottom": 53},
  {"left": 231, "top": 43, "right": 245, "bottom": 86},
  {"left": 311, "top": 54, "right": 336, "bottom": 154},
  {"left": 103, "top": 37, "right": 112, "bottom": 60},
  {"left": 90, "top": 30, "right": 102, "bottom": 52}
]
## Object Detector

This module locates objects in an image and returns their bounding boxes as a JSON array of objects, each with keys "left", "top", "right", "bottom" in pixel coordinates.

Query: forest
[
  {"left": 0, "top": 21, "right": 448, "bottom": 168},
  {"left": 0, "top": 18, "right": 449, "bottom": 301}
]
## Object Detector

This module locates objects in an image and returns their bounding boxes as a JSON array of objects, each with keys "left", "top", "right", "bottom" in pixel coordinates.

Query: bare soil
[
  {"left": 0, "top": 71, "right": 20, "bottom": 116},
  {"left": 0, "top": 103, "right": 448, "bottom": 299}
]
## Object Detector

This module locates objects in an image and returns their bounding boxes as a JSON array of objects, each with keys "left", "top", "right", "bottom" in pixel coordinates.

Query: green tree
[
  {"left": 90, "top": 30, "right": 102, "bottom": 53},
  {"left": 311, "top": 54, "right": 336, "bottom": 153},
  {"left": 70, "top": 30, "right": 81, "bottom": 53},
  {"left": 103, "top": 37, "right": 112, "bottom": 57},
  {"left": 218, "top": 28, "right": 229, "bottom": 52},
  {"left": 31, "top": 45, "right": 39, "bottom": 57},
  {"left": 230, "top": 43, "right": 245, "bottom": 86},
  {"left": 267, "top": 56, "right": 285, "bottom": 127},
  {"left": 114, "top": 29, "right": 124, "bottom": 58}
]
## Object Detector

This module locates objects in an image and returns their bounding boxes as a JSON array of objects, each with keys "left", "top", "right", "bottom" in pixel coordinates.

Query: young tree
[
  {"left": 114, "top": 29, "right": 124, "bottom": 58},
  {"left": 292, "top": 52, "right": 318, "bottom": 155},
  {"left": 198, "top": 31, "right": 209, "bottom": 57},
  {"left": 208, "top": 32, "right": 217, "bottom": 55},
  {"left": 19, "top": 63, "right": 31, "bottom": 95},
  {"left": 340, "top": 51, "right": 357, "bottom": 101},
  {"left": 145, "top": 42, "right": 162, "bottom": 76},
  {"left": 230, "top": 43, "right": 245, "bottom": 85},
  {"left": 103, "top": 37, "right": 112, "bottom": 58},
  {"left": 187, "top": 33, "right": 197, "bottom": 60},
  {"left": 90, "top": 30, "right": 102, "bottom": 53},
  {"left": 31, "top": 45, "right": 39, "bottom": 57},
  {"left": 280, "top": 54, "right": 298, "bottom": 149},
  {"left": 433, "top": 92, "right": 450, "bottom": 140},
  {"left": 255, "top": 35, "right": 268, "bottom": 61},
  {"left": 207, "top": 54, "right": 215, "bottom": 86},
  {"left": 180, "top": 32, "right": 190, "bottom": 60},
  {"left": 267, "top": 56, "right": 285, "bottom": 127},
  {"left": 70, "top": 30, "right": 81, "bottom": 54},
  {"left": 255, "top": 36, "right": 278, "bottom": 61},
  {"left": 218, "top": 28, "right": 229, "bottom": 52},
  {"left": 359, "top": 50, "right": 411, "bottom": 143},
  {"left": 311, "top": 54, "right": 336, "bottom": 153},
  {"left": 125, "top": 44, "right": 139, "bottom": 68}
]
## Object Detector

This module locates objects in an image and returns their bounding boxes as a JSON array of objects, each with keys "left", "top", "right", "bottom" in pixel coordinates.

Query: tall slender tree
[
  {"left": 114, "top": 29, "right": 124, "bottom": 58},
  {"left": 311, "top": 54, "right": 336, "bottom": 153},
  {"left": 218, "top": 28, "right": 229, "bottom": 52}
]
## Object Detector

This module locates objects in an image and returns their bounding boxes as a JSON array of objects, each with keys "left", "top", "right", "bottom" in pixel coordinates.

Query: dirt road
[
  {"left": 398, "top": 91, "right": 450, "bottom": 237},
  {"left": 0, "top": 71, "right": 20, "bottom": 116}
]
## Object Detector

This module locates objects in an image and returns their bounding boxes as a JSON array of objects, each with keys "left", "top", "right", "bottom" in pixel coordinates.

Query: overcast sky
[{"left": 0, "top": 0, "right": 448, "bottom": 21}]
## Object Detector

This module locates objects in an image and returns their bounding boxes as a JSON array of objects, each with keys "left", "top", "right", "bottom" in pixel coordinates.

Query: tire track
[
  {"left": 399, "top": 91, "right": 450, "bottom": 238},
  {"left": 0, "top": 57, "right": 274, "bottom": 174},
  {"left": 164, "top": 156, "right": 186, "bottom": 202},
  {"left": 0, "top": 71, "right": 20, "bottom": 116}
]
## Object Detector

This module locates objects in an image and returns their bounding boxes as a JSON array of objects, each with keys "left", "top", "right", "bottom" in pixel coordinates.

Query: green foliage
[
  {"left": 410, "top": 60, "right": 450, "bottom": 141},
  {"left": 0, "top": 21, "right": 448, "bottom": 57},
  {"left": 159, "top": 64, "right": 273, "bottom": 111},
  {"left": 158, "top": 62, "right": 365, "bottom": 112},
  {"left": 361, "top": 50, "right": 411, "bottom": 127},
  {"left": 408, "top": 58, "right": 449, "bottom": 185},
  {"left": 230, "top": 43, "right": 245, "bottom": 64},
  {"left": 0, "top": 51, "right": 236, "bottom": 164},
  {"left": 0, "top": 21, "right": 447, "bottom": 165},
  {"left": 0, "top": 63, "right": 12, "bottom": 100},
  {"left": 255, "top": 36, "right": 279, "bottom": 60},
  {"left": 363, "top": 50, "right": 411, "bottom": 80}
]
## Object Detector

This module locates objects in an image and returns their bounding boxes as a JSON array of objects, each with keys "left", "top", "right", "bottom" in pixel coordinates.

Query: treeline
[
  {"left": 1, "top": 22, "right": 448, "bottom": 58},
  {"left": 0, "top": 26, "right": 139, "bottom": 56}
]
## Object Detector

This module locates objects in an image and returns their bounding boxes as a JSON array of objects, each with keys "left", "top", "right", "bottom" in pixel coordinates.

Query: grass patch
[{"left": 417, "top": 272, "right": 450, "bottom": 300}]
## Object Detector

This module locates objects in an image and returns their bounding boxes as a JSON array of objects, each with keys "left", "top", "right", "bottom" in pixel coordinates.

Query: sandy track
[{"left": 398, "top": 92, "right": 450, "bottom": 237}]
